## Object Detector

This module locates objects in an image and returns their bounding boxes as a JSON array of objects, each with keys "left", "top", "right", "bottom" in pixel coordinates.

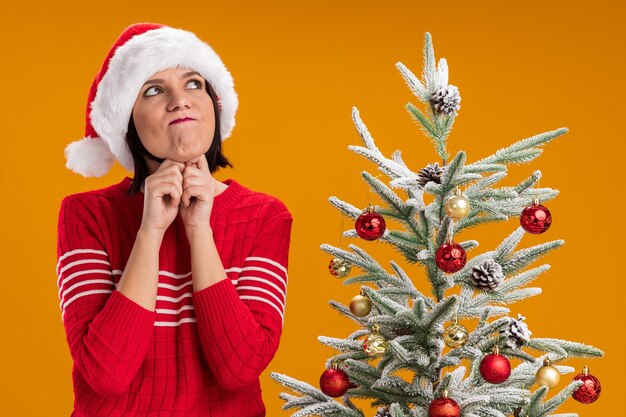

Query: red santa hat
[{"left": 64, "top": 23, "right": 238, "bottom": 177}]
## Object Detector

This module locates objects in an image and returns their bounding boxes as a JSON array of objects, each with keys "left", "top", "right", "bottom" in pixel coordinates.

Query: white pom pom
[{"left": 64, "top": 136, "right": 115, "bottom": 178}]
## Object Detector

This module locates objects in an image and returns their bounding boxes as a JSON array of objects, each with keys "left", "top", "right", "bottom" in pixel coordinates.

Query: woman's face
[{"left": 132, "top": 67, "right": 216, "bottom": 166}]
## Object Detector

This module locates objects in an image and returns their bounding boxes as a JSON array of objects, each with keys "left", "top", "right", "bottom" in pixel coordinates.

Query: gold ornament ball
[
  {"left": 444, "top": 194, "right": 470, "bottom": 220},
  {"left": 536, "top": 359, "right": 561, "bottom": 388},
  {"left": 349, "top": 294, "right": 372, "bottom": 317},
  {"left": 443, "top": 323, "right": 469, "bottom": 348},
  {"left": 363, "top": 333, "right": 388, "bottom": 356},
  {"left": 329, "top": 257, "right": 351, "bottom": 278}
]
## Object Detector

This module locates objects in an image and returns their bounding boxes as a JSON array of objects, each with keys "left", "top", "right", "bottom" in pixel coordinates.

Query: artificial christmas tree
[{"left": 271, "top": 32, "right": 603, "bottom": 417}]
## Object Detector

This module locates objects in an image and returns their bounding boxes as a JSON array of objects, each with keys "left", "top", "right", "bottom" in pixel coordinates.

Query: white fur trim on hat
[{"left": 64, "top": 136, "right": 115, "bottom": 178}]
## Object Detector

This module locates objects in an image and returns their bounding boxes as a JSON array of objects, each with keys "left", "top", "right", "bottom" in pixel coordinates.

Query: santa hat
[{"left": 64, "top": 23, "right": 238, "bottom": 177}]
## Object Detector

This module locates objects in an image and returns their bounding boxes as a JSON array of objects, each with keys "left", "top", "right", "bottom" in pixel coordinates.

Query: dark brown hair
[{"left": 124, "top": 78, "right": 233, "bottom": 195}]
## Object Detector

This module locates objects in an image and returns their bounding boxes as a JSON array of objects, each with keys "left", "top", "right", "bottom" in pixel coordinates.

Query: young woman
[{"left": 56, "top": 23, "right": 293, "bottom": 417}]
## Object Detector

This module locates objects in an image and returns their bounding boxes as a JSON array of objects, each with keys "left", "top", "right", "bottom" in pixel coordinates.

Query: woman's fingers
[
  {"left": 182, "top": 186, "right": 193, "bottom": 208},
  {"left": 179, "top": 155, "right": 213, "bottom": 207},
  {"left": 181, "top": 179, "right": 205, "bottom": 207},
  {"left": 152, "top": 160, "right": 185, "bottom": 203},
  {"left": 181, "top": 174, "right": 208, "bottom": 207},
  {"left": 140, "top": 159, "right": 189, "bottom": 233},
  {"left": 185, "top": 154, "right": 209, "bottom": 171},
  {"left": 154, "top": 160, "right": 185, "bottom": 187},
  {"left": 155, "top": 164, "right": 184, "bottom": 184},
  {"left": 182, "top": 186, "right": 203, "bottom": 208},
  {"left": 196, "top": 154, "right": 209, "bottom": 171},
  {"left": 159, "top": 158, "right": 186, "bottom": 172},
  {"left": 154, "top": 182, "right": 182, "bottom": 206}
]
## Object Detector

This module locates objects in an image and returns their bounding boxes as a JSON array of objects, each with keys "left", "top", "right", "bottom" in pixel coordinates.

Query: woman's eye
[
  {"left": 144, "top": 86, "right": 162, "bottom": 97},
  {"left": 187, "top": 79, "right": 202, "bottom": 89}
]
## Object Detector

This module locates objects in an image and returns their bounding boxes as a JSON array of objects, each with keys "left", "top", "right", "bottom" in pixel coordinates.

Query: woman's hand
[
  {"left": 179, "top": 154, "right": 218, "bottom": 235},
  {"left": 139, "top": 159, "right": 185, "bottom": 235}
]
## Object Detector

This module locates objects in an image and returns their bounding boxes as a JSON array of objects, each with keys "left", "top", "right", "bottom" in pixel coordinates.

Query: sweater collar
[{"left": 121, "top": 176, "right": 247, "bottom": 213}]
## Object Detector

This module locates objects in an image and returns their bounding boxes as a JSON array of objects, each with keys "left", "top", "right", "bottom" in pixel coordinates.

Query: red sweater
[{"left": 56, "top": 176, "right": 293, "bottom": 417}]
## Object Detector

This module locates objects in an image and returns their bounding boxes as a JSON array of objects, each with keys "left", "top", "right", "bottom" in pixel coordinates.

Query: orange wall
[{"left": 0, "top": 1, "right": 622, "bottom": 415}]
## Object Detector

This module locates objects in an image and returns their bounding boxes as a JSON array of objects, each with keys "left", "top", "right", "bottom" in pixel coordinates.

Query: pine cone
[
  {"left": 503, "top": 314, "right": 532, "bottom": 349},
  {"left": 375, "top": 406, "right": 392, "bottom": 417},
  {"left": 417, "top": 162, "right": 444, "bottom": 187},
  {"left": 430, "top": 85, "right": 461, "bottom": 116},
  {"left": 471, "top": 259, "right": 503, "bottom": 291}
]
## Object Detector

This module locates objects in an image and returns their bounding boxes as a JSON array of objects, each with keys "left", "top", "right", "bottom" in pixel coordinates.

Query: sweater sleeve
[
  {"left": 192, "top": 205, "right": 293, "bottom": 391},
  {"left": 56, "top": 196, "right": 156, "bottom": 396}
]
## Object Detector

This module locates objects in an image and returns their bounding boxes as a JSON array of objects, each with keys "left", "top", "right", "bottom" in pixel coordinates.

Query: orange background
[{"left": 1, "top": 1, "right": 623, "bottom": 415}]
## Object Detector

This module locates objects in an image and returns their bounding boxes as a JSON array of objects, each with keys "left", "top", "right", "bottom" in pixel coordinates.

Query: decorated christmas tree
[{"left": 270, "top": 33, "right": 603, "bottom": 417}]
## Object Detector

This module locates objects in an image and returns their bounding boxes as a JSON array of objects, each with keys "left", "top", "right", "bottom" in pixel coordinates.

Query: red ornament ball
[
  {"left": 355, "top": 207, "right": 386, "bottom": 240},
  {"left": 520, "top": 202, "right": 552, "bottom": 234},
  {"left": 428, "top": 396, "right": 461, "bottom": 417},
  {"left": 479, "top": 351, "right": 511, "bottom": 384},
  {"left": 572, "top": 367, "right": 601, "bottom": 404},
  {"left": 435, "top": 243, "right": 467, "bottom": 273},
  {"left": 319, "top": 367, "right": 351, "bottom": 397}
]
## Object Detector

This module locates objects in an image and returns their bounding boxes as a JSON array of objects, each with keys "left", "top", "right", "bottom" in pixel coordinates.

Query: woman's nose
[{"left": 167, "top": 90, "right": 190, "bottom": 111}]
